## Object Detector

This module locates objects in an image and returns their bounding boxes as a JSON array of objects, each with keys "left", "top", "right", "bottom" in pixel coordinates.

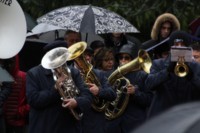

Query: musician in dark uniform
[
  {"left": 105, "top": 44, "right": 153, "bottom": 133},
  {"left": 26, "top": 40, "right": 93, "bottom": 133},
  {"left": 80, "top": 68, "right": 116, "bottom": 133},
  {"left": 70, "top": 44, "right": 117, "bottom": 133},
  {"left": 146, "top": 31, "right": 200, "bottom": 118}
]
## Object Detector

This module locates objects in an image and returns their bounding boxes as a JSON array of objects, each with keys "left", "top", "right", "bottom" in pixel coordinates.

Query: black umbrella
[
  {"left": 19, "top": 38, "right": 47, "bottom": 72},
  {"left": 132, "top": 102, "right": 200, "bottom": 133},
  {"left": 24, "top": 12, "right": 37, "bottom": 32},
  {"left": 80, "top": 6, "right": 95, "bottom": 34}
]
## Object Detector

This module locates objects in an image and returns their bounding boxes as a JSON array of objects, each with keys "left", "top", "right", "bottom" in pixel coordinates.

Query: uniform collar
[{"left": 40, "top": 65, "right": 53, "bottom": 75}]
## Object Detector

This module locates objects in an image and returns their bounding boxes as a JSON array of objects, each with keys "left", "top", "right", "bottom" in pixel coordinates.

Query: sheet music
[{"left": 170, "top": 46, "right": 193, "bottom": 62}]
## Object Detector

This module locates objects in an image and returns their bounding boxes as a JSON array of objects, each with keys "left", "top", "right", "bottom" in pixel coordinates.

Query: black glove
[{"left": 186, "top": 63, "right": 194, "bottom": 80}]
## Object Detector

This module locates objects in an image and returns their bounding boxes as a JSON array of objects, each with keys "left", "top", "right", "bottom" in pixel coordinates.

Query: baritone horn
[
  {"left": 105, "top": 49, "right": 152, "bottom": 120},
  {"left": 67, "top": 42, "right": 107, "bottom": 112},
  {"left": 41, "top": 47, "right": 84, "bottom": 120},
  {"left": 0, "top": 1, "right": 26, "bottom": 59},
  {"left": 108, "top": 50, "right": 152, "bottom": 85}
]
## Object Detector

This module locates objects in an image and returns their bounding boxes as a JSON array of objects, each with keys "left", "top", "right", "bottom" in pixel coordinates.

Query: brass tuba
[
  {"left": 105, "top": 49, "right": 152, "bottom": 120},
  {"left": 174, "top": 56, "right": 189, "bottom": 77},
  {"left": 67, "top": 42, "right": 106, "bottom": 112},
  {"left": 41, "top": 47, "right": 83, "bottom": 120}
]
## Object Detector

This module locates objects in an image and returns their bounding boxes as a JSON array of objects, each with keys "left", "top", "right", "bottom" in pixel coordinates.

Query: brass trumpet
[{"left": 174, "top": 56, "right": 189, "bottom": 77}]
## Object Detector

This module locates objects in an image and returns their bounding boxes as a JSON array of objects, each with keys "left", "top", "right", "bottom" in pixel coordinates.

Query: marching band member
[
  {"left": 26, "top": 40, "right": 92, "bottom": 133},
  {"left": 105, "top": 44, "right": 153, "bottom": 133},
  {"left": 68, "top": 42, "right": 116, "bottom": 133},
  {"left": 146, "top": 31, "right": 200, "bottom": 118}
]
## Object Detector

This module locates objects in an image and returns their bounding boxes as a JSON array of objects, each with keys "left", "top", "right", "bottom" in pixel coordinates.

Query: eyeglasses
[{"left": 119, "top": 55, "right": 131, "bottom": 60}]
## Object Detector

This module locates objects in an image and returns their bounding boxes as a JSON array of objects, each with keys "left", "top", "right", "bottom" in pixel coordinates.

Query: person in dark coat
[
  {"left": 3, "top": 55, "right": 30, "bottom": 133},
  {"left": 194, "top": 26, "right": 200, "bottom": 38},
  {"left": 190, "top": 41, "right": 200, "bottom": 63},
  {"left": 0, "top": 83, "right": 11, "bottom": 133},
  {"left": 70, "top": 46, "right": 116, "bottom": 133},
  {"left": 104, "top": 33, "right": 139, "bottom": 56},
  {"left": 115, "top": 43, "right": 138, "bottom": 67},
  {"left": 90, "top": 40, "right": 105, "bottom": 56},
  {"left": 146, "top": 30, "right": 200, "bottom": 118},
  {"left": 26, "top": 41, "right": 93, "bottom": 133},
  {"left": 141, "top": 13, "right": 180, "bottom": 59},
  {"left": 105, "top": 44, "right": 153, "bottom": 133},
  {"left": 64, "top": 30, "right": 81, "bottom": 48},
  {"left": 93, "top": 47, "right": 116, "bottom": 78},
  {"left": 0, "top": 59, "right": 13, "bottom": 133},
  {"left": 81, "top": 68, "right": 116, "bottom": 133}
]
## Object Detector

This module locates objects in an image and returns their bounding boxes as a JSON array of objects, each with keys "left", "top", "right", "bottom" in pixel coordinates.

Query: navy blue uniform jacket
[
  {"left": 146, "top": 57, "right": 200, "bottom": 118},
  {"left": 82, "top": 69, "right": 116, "bottom": 133},
  {"left": 26, "top": 65, "right": 92, "bottom": 133},
  {"left": 105, "top": 70, "right": 153, "bottom": 133}
]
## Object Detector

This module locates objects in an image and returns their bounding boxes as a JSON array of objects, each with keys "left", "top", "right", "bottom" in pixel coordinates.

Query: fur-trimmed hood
[{"left": 151, "top": 13, "right": 180, "bottom": 40}]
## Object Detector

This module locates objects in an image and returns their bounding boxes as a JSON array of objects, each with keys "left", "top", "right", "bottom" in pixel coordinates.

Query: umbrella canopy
[
  {"left": 27, "top": 23, "right": 65, "bottom": 37},
  {"left": 37, "top": 5, "right": 139, "bottom": 34},
  {"left": 132, "top": 102, "right": 200, "bottom": 133},
  {"left": 24, "top": 12, "right": 37, "bottom": 32}
]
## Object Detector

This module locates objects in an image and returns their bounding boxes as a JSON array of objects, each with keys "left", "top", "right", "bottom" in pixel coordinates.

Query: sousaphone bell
[{"left": 0, "top": 1, "right": 26, "bottom": 59}]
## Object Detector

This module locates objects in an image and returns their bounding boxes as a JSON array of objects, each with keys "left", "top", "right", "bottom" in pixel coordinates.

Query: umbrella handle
[
  {"left": 55, "top": 30, "right": 59, "bottom": 39},
  {"left": 85, "top": 33, "right": 88, "bottom": 42}
]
